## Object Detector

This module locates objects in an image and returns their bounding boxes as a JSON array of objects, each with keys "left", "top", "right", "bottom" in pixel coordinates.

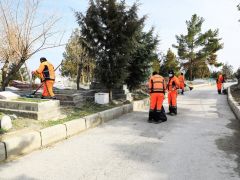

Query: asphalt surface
[{"left": 0, "top": 85, "right": 240, "bottom": 180}]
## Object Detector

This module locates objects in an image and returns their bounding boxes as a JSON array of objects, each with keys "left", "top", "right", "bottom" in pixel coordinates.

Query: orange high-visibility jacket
[
  {"left": 148, "top": 75, "right": 166, "bottom": 93},
  {"left": 217, "top": 74, "right": 224, "bottom": 84},
  {"left": 167, "top": 76, "right": 180, "bottom": 91},
  {"left": 35, "top": 61, "right": 55, "bottom": 81},
  {"left": 178, "top": 75, "right": 185, "bottom": 84}
]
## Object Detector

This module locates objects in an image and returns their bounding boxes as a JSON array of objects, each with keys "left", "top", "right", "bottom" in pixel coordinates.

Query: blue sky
[{"left": 28, "top": 0, "right": 240, "bottom": 72}]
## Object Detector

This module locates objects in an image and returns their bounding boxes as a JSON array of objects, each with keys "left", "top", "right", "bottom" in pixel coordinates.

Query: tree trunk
[
  {"left": 2, "top": 59, "right": 25, "bottom": 91},
  {"left": 76, "top": 64, "right": 82, "bottom": 90},
  {"left": 24, "top": 63, "right": 31, "bottom": 82},
  {"left": 109, "top": 88, "right": 113, "bottom": 102},
  {"left": 19, "top": 69, "right": 24, "bottom": 82},
  {"left": 1, "top": 60, "right": 9, "bottom": 91},
  {"left": 189, "top": 67, "right": 193, "bottom": 81},
  {"left": 238, "top": 78, "right": 240, "bottom": 89}
]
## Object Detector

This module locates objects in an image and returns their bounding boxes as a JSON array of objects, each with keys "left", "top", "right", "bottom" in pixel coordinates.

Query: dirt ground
[{"left": 231, "top": 84, "right": 240, "bottom": 105}]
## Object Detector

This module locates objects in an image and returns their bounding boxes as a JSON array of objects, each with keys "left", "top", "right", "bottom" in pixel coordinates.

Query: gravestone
[
  {"left": 0, "top": 115, "right": 12, "bottom": 130},
  {"left": 95, "top": 93, "right": 109, "bottom": 104},
  {"left": 0, "top": 91, "right": 20, "bottom": 100},
  {"left": 5, "top": 87, "right": 20, "bottom": 91}
]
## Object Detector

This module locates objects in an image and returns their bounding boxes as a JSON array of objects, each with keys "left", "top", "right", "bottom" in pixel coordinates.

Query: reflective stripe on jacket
[
  {"left": 36, "top": 61, "right": 55, "bottom": 81},
  {"left": 148, "top": 75, "right": 166, "bottom": 93}
]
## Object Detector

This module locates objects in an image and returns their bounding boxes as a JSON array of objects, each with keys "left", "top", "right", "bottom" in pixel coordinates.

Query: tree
[
  {"left": 211, "top": 71, "right": 219, "bottom": 79},
  {"left": 152, "top": 58, "right": 161, "bottom": 73},
  {"left": 222, "top": 63, "right": 234, "bottom": 79},
  {"left": 126, "top": 28, "right": 159, "bottom": 90},
  {"left": 75, "top": 0, "right": 145, "bottom": 101},
  {"left": 235, "top": 68, "right": 240, "bottom": 89},
  {"left": 60, "top": 29, "right": 95, "bottom": 89},
  {"left": 0, "top": 0, "right": 63, "bottom": 90},
  {"left": 173, "top": 14, "right": 223, "bottom": 81},
  {"left": 160, "top": 49, "right": 180, "bottom": 77}
]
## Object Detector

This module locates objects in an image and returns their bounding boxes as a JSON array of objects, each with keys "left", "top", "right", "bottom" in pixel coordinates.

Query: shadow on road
[{"left": 215, "top": 118, "right": 240, "bottom": 177}]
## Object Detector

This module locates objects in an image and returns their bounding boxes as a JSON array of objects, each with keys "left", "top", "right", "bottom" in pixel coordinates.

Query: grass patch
[
  {"left": 0, "top": 128, "right": 7, "bottom": 134},
  {"left": 2, "top": 100, "right": 123, "bottom": 135},
  {"left": 40, "top": 101, "right": 119, "bottom": 128}
]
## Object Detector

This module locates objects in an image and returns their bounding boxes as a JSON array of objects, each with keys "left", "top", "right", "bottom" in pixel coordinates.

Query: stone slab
[
  {"left": 133, "top": 98, "right": 149, "bottom": 111},
  {"left": 0, "top": 99, "right": 61, "bottom": 120},
  {"left": 99, "top": 107, "right": 123, "bottom": 123},
  {"left": 40, "top": 124, "right": 67, "bottom": 147},
  {"left": 123, "top": 104, "right": 133, "bottom": 114},
  {"left": 0, "top": 142, "right": 6, "bottom": 161},
  {"left": 84, "top": 113, "right": 102, "bottom": 129},
  {"left": 0, "top": 100, "right": 39, "bottom": 111},
  {"left": 3, "top": 131, "right": 41, "bottom": 159},
  {"left": 95, "top": 93, "right": 109, "bottom": 104},
  {"left": 5, "top": 87, "right": 20, "bottom": 91},
  {"left": 64, "top": 118, "right": 86, "bottom": 137},
  {"left": 0, "top": 91, "right": 20, "bottom": 100}
]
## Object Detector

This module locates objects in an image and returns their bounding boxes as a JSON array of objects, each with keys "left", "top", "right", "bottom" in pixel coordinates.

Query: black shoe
[
  {"left": 41, "top": 96, "right": 46, "bottom": 99},
  {"left": 153, "top": 120, "right": 162, "bottom": 124},
  {"left": 148, "top": 119, "right": 153, "bottom": 123},
  {"left": 51, "top": 96, "right": 57, "bottom": 99}
]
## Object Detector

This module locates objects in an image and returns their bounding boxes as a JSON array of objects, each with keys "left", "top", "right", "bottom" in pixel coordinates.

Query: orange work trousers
[
  {"left": 150, "top": 93, "right": 164, "bottom": 111},
  {"left": 217, "top": 83, "right": 222, "bottom": 91},
  {"left": 168, "top": 90, "right": 178, "bottom": 107},
  {"left": 42, "top": 80, "right": 55, "bottom": 97}
]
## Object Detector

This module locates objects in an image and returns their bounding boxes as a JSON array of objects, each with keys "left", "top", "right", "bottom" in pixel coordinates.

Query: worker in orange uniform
[
  {"left": 216, "top": 72, "right": 225, "bottom": 94},
  {"left": 148, "top": 71, "right": 167, "bottom": 124},
  {"left": 32, "top": 57, "right": 56, "bottom": 99},
  {"left": 178, "top": 72, "right": 185, "bottom": 95},
  {"left": 167, "top": 70, "right": 180, "bottom": 115}
]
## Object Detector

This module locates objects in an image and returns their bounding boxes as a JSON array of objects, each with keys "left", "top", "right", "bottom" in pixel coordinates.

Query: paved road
[{"left": 0, "top": 85, "right": 240, "bottom": 180}]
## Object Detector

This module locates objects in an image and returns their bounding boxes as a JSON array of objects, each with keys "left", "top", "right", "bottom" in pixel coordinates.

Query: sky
[{"left": 27, "top": 0, "right": 240, "bottom": 73}]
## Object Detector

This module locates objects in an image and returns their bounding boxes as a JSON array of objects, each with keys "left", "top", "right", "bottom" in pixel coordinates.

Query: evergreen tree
[
  {"left": 126, "top": 28, "right": 159, "bottom": 90},
  {"left": 173, "top": 14, "right": 223, "bottom": 81},
  {"left": 222, "top": 63, "right": 234, "bottom": 79},
  {"left": 152, "top": 58, "right": 161, "bottom": 73},
  {"left": 60, "top": 29, "right": 94, "bottom": 90},
  {"left": 160, "top": 49, "right": 180, "bottom": 77},
  {"left": 76, "top": 0, "right": 145, "bottom": 100}
]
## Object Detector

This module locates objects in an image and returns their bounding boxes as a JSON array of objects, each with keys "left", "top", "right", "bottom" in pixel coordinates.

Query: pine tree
[
  {"left": 60, "top": 29, "right": 94, "bottom": 90},
  {"left": 222, "top": 63, "right": 234, "bottom": 79},
  {"left": 160, "top": 49, "right": 180, "bottom": 77},
  {"left": 126, "top": 28, "right": 159, "bottom": 90},
  {"left": 173, "top": 14, "right": 223, "bottom": 81},
  {"left": 75, "top": 0, "right": 145, "bottom": 100}
]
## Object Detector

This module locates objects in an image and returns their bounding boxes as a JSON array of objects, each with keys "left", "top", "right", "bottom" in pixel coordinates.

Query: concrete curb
[
  {"left": 84, "top": 113, "right": 103, "bottom": 129},
  {"left": 133, "top": 98, "right": 149, "bottom": 111},
  {"left": 2, "top": 131, "right": 41, "bottom": 160},
  {"left": 40, "top": 124, "right": 67, "bottom": 147},
  {"left": 64, "top": 118, "right": 86, "bottom": 137},
  {"left": 0, "top": 142, "right": 6, "bottom": 161},
  {"left": 0, "top": 99, "right": 148, "bottom": 162},
  {"left": 99, "top": 106, "right": 124, "bottom": 123},
  {"left": 227, "top": 87, "right": 240, "bottom": 120}
]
